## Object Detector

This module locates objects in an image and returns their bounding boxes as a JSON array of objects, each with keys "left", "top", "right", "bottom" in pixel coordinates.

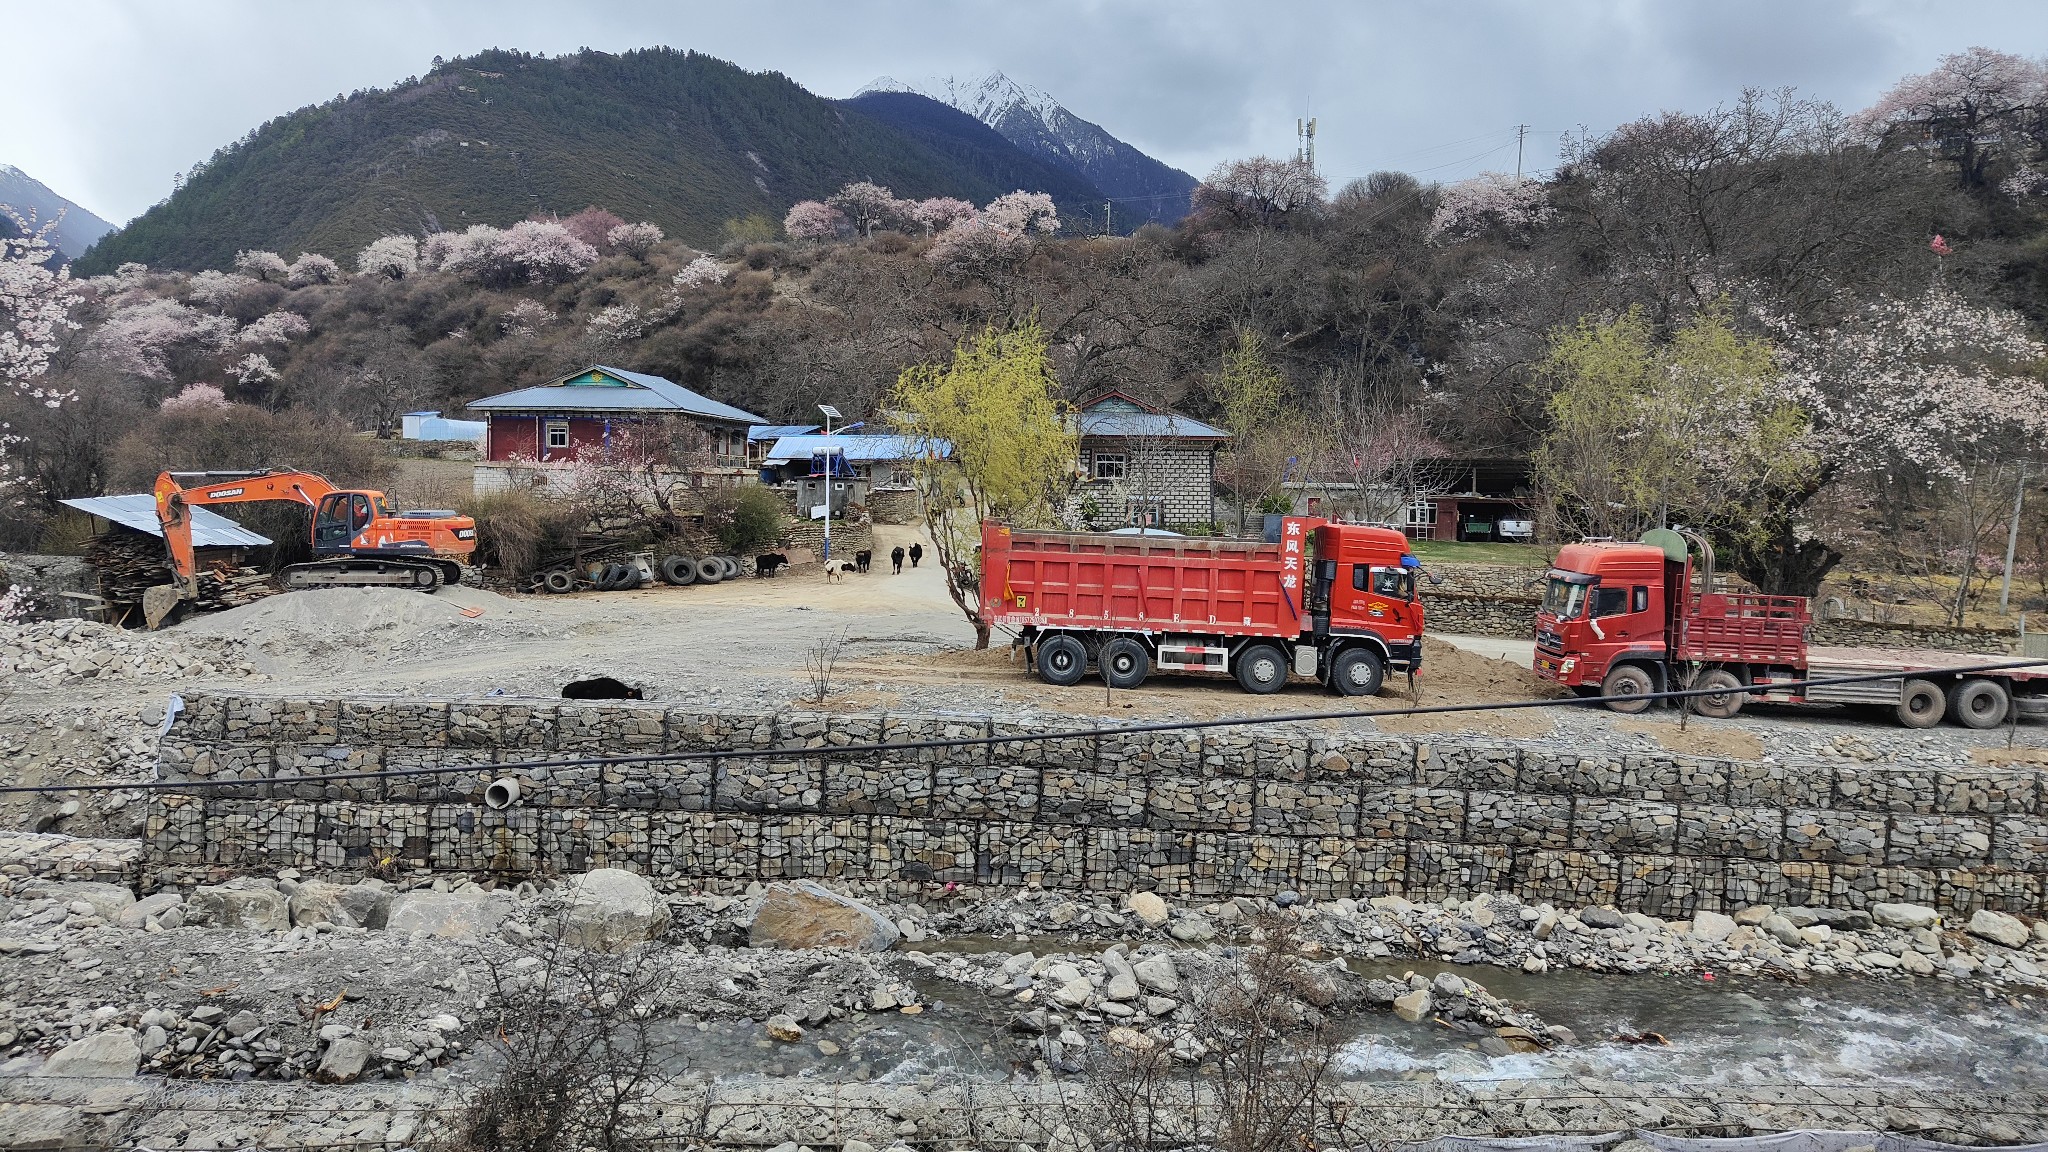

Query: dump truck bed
[{"left": 979, "top": 524, "right": 1307, "bottom": 638}]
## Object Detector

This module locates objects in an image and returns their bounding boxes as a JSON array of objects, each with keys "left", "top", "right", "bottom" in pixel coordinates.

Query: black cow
[
  {"left": 854, "top": 549, "right": 872, "bottom": 574},
  {"left": 891, "top": 546, "right": 905, "bottom": 574},
  {"left": 754, "top": 552, "right": 789, "bottom": 578},
  {"left": 907, "top": 542, "right": 924, "bottom": 568}
]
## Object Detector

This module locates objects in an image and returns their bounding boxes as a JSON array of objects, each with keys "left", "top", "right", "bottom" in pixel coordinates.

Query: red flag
[{"left": 1930, "top": 234, "right": 1952, "bottom": 256}]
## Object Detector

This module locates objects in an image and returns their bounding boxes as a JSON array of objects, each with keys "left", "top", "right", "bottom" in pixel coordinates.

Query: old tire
[
  {"left": 1099, "top": 636, "right": 1150, "bottom": 690},
  {"left": 1692, "top": 669, "right": 1745, "bottom": 719},
  {"left": 542, "top": 569, "right": 575, "bottom": 595},
  {"left": 660, "top": 555, "right": 697, "bottom": 586},
  {"left": 1896, "top": 679, "right": 1946, "bottom": 729},
  {"left": 693, "top": 557, "right": 724, "bottom": 585},
  {"left": 1235, "top": 643, "right": 1289, "bottom": 695},
  {"left": 1036, "top": 634, "right": 1088, "bottom": 686},
  {"left": 1948, "top": 678, "right": 2010, "bottom": 730},
  {"left": 1330, "top": 647, "right": 1385, "bottom": 697},
  {"left": 616, "top": 565, "right": 644, "bottom": 591},
  {"left": 718, "top": 555, "right": 742, "bottom": 579},
  {"left": 1601, "top": 664, "right": 1656, "bottom": 715}
]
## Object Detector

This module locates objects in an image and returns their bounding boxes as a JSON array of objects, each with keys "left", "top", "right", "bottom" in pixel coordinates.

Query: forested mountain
[
  {"left": 76, "top": 48, "right": 1133, "bottom": 274},
  {"left": 0, "top": 164, "right": 116, "bottom": 257},
  {"left": 862, "top": 72, "right": 1198, "bottom": 224}
]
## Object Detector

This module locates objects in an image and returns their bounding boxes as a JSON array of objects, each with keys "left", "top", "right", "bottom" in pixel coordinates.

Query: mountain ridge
[{"left": 0, "top": 164, "right": 117, "bottom": 258}]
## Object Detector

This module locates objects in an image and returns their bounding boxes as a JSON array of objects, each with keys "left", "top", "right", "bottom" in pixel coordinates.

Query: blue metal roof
[
  {"left": 763, "top": 434, "right": 952, "bottom": 464},
  {"left": 1078, "top": 409, "right": 1229, "bottom": 440},
  {"left": 748, "top": 424, "right": 822, "bottom": 442},
  {"left": 466, "top": 365, "right": 767, "bottom": 424},
  {"left": 61, "top": 495, "right": 271, "bottom": 548}
]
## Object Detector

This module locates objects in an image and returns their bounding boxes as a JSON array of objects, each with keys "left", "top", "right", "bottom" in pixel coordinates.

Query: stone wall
[
  {"left": 778, "top": 519, "right": 873, "bottom": 561},
  {"left": 144, "top": 695, "right": 2048, "bottom": 918},
  {"left": 1419, "top": 592, "right": 1539, "bottom": 639},
  {"left": 1811, "top": 616, "right": 2020, "bottom": 656},
  {"left": 865, "top": 486, "right": 921, "bottom": 525}
]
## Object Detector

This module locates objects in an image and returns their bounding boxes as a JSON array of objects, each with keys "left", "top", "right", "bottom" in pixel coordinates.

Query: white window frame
[
  {"left": 1093, "top": 451, "right": 1128, "bottom": 481},
  {"left": 1406, "top": 499, "right": 1437, "bottom": 531},
  {"left": 545, "top": 420, "right": 570, "bottom": 450}
]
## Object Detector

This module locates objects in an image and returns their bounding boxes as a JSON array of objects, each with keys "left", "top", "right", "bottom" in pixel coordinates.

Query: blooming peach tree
[{"left": 1, "top": 208, "right": 81, "bottom": 500}]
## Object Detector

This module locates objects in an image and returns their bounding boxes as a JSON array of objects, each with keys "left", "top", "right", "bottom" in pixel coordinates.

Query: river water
[{"left": 651, "top": 943, "right": 2048, "bottom": 1094}]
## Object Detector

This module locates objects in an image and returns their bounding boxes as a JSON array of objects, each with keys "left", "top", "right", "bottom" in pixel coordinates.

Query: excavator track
[{"left": 281, "top": 558, "right": 454, "bottom": 592}]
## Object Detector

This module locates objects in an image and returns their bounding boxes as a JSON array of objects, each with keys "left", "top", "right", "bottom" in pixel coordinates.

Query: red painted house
[{"left": 467, "top": 365, "right": 766, "bottom": 493}]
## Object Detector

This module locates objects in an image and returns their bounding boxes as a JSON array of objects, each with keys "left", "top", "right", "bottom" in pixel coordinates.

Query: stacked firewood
[{"left": 85, "top": 528, "right": 278, "bottom": 615}]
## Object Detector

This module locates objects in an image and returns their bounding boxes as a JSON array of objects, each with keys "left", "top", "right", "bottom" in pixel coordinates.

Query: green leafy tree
[
  {"left": 1535, "top": 303, "right": 1814, "bottom": 553},
  {"left": 1210, "top": 330, "right": 1286, "bottom": 532},
  {"left": 891, "top": 319, "right": 1077, "bottom": 648}
]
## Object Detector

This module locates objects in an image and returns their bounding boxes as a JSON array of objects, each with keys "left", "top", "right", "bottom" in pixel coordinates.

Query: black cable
[{"left": 0, "top": 658, "right": 2040, "bottom": 798}]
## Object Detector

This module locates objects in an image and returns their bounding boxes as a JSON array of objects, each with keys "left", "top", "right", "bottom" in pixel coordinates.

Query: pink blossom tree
[
  {"left": 237, "top": 310, "right": 311, "bottom": 346},
  {"left": 559, "top": 206, "right": 627, "bottom": 252},
  {"left": 826, "top": 181, "right": 905, "bottom": 236},
  {"left": 1, "top": 208, "right": 82, "bottom": 500},
  {"left": 606, "top": 221, "right": 664, "bottom": 259},
  {"left": 85, "top": 297, "right": 235, "bottom": 381},
  {"left": 160, "top": 382, "right": 231, "bottom": 413},
  {"left": 356, "top": 234, "right": 419, "bottom": 279},
  {"left": 783, "top": 200, "right": 847, "bottom": 242},
  {"left": 1854, "top": 47, "right": 2048, "bottom": 187},
  {"left": 187, "top": 269, "right": 255, "bottom": 309},
  {"left": 233, "top": 249, "right": 289, "bottom": 282},
  {"left": 984, "top": 191, "right": 1060, "bottom": 235},
  {"left": 925, "top": 191, "right": 1059, "bottom": 272},
  {"left": 1427, "top": 173, "right": 1555, "bottom": 243},
  {"left": 908, "top": 197, "right": 977, "bottom": 236},
  {"left": 671, "top": 255, "right": 726, "bottom": 290},
  {"left": 499, "top": 300, "right": 557, "bottom": 336},
  {"left": 418, "top": 231, "right": 461, "bottom": 271},
  {"left": 233, "top": 354, "right": 279, "bottom": 387},
  {"left": 286, "top": 253, "right": 342, "bottom": 286}
]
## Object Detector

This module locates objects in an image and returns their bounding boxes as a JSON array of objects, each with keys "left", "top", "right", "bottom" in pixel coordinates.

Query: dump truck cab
[
  {"left": 1533, "top": 541, "right": 1675, "bottom": 693},
  {"left": 1308, "top": 521, "right": 1425, "bottom": 672}
]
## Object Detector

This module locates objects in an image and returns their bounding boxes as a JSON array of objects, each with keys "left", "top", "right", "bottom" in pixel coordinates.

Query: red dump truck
[
  {"left": 979, "top": 518, "right": 1424, "bottom": 695},
  {"left": 1534, "top": 530, "right": 2048, "bottom": 728}
]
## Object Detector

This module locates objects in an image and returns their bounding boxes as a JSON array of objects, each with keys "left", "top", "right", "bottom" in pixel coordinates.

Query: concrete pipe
[{"left": 483, "top": 777, "right": 523, "bottom": 809}]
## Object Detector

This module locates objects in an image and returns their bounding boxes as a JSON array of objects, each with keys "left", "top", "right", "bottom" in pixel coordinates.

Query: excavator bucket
[{"left": 142, "top": 583, "right": 182, "bottom": 630}]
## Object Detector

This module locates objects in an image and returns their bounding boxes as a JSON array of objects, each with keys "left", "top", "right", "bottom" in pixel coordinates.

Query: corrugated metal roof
[
  {"left": 764, "top": 434, "right": 952, "bottom": 464},
  {"left": 1078, "top": 409, "right": 1229, "bottom": 440},
  {"left": 748, "top": 424, "right": 822, "bottom": 442},
  {"left": 61, "top": 495, "right": 272, "bottom": 547},
  {"left": 466, "top": 365, "right": 767, "bottom": 424}
]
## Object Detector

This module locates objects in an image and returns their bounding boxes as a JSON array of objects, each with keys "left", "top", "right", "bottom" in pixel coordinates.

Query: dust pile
[{"left": 179, "top": 587, "right": 533, "bottom": 674}]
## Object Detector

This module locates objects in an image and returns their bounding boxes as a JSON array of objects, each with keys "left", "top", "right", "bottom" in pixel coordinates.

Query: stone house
[{"left": 1072, "top": 392, "right": 1229, "bottom": 529}]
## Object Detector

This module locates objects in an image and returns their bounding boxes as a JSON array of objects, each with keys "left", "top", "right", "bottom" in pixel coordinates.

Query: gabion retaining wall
[{"left": 144, "top": 694, "right": 2048, "bottom": 918}]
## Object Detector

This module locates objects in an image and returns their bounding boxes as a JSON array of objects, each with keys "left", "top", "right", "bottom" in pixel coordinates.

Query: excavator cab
[{"left": 313, "top": 492, "right": 380, "bottom": 554}]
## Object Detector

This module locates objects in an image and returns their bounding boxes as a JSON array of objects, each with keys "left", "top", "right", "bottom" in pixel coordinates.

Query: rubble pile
[{"left": 0, "top": 620, "right": 261, "bottom": 686}]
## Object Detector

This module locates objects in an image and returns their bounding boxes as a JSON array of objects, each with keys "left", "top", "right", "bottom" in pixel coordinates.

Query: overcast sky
[{"left": 7, "top": 0, "right": 2047, "bottom": 225}]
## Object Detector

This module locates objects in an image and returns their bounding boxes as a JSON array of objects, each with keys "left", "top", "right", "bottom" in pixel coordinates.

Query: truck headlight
[{"left": 1559, "top": 658, "right": 1576, "bottom": 674}]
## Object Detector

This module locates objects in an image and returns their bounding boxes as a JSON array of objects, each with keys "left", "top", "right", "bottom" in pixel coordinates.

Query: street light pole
[{"left": 818, "top": 403, "right": 841, "bottom": 563}]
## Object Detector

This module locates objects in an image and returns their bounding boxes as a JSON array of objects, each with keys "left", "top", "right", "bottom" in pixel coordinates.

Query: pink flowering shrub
[
  {"left": 356, "top": 235, "right": 419, "bottom": 279},
  {"left": 286, "top": 253, "right": 341, "bottom": 286},
  {"left": 606, "top": 222, "right": 664, "bottom": 259},
  {"left": 783, "top": 200, "right": 847, "bottom": 242}
]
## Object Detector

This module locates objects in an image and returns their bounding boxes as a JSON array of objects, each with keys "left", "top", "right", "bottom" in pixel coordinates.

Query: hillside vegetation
[{"left": 78, "top": 48, "right": 1115, "bottom": 274}]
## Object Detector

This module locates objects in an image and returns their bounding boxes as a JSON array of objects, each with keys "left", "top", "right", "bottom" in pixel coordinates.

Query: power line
[{"left": 4, "top": 658, "right": 2040, "bottom": 798}]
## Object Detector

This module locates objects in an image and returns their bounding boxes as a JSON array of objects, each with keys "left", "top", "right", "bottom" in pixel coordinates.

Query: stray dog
[
  {"left": 562, "top": 676, "right": 642, "bottom": 700},
  {"left": 908, "top": 542, "right": 924, "bottom": 568},
  {"left": 825, "top": 564, "right": 842, "bottom": 583},
  {"left": 855, "top": 549, "right": 873, "bottom": 574},
  {"left": 753, "top": 552, "right": 789, "bottom": 578},
  {"left": 891, "top": 546, "right": 905, "bottom": 574}
]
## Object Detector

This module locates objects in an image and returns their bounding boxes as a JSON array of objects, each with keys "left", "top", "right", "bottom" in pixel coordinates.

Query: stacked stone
[{"left": 145, "top": 694, "right": 2048, "bottom": 918}]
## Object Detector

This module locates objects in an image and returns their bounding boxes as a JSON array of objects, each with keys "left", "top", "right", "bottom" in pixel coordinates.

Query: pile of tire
[{"left": 655, "top": 554, "right": 741, "bottom": 587}]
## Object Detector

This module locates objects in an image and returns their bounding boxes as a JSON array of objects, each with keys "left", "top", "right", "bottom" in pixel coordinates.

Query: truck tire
[
  {"left": 660, "top": 555, "right": 697, "bottom": 586},
  {"left": 1036, "top": 634, "right": 1088, "bottom": 686},
  {"left": 1235, "top": 643, "right": 1289, "bottom": 695},
  {"left": 615, "top": 565, "right": 644, "bottom": 591},
  {"left": 1329, "top": 647, "right": 1384, "bottom": 697},
  {"left": 693, "top": 557, "right": 724, "bottom": 585},
  {"left": 1947, "top": 678, "right": 2010, "bottom": 730},
  {"left": 718, "top": 555, "right": 742, "bottom": 580},
  {"left": 1692, "top": 669, "right": 1745, "bottom": 719},
  {"left": 1600, "top": 664, "right": 1656, "bottom": 715},
  {"left": 542, "top": 569, "right": 576, "bottom": 595},
  {"left": 1896, "top": 679, "right": 1946, "bottom": 728},
  {"left": 1099, "top": 636, "right": 1150, "bottom": 690}
]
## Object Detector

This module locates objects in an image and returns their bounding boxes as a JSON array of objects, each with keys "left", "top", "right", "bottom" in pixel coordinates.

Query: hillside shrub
[
  {"left": 459, "top": 489, "right": 586, "bottom": 582},
  {"left": 699, "top": 484, "right": 785, "bottom": 554}
]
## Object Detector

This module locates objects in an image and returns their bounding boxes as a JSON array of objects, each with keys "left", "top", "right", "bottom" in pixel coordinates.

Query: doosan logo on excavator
[{"left": 204, "top": 487, "right": 245, "bottom": 499}]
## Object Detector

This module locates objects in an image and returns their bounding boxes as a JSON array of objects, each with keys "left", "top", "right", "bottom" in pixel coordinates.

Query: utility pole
[
  {"left": 1515, "top": 124, "right": 1528, "bottom": 181},
  {"left": 1104, "top": 199, "right": 1112, "bottom": 237},
  {"left": 2001, "top": 460, "right": 2028, "bottom": 614}
]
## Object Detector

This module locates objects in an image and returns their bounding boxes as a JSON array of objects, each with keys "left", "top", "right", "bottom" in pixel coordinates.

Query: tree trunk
[
  {"left": 973, "top": 621, "right": 990, "bottom": 650},
  {"left": 1713, "top": 514, "right": 1841, "bottom": 597}
]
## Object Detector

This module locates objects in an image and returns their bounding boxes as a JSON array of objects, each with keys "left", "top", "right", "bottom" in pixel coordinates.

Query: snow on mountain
[
  {"left": 855, "top": 72, "right": 1196, "bottom": 222},
  {"left": 0, "top": 164, "right": 117, "bottom": 258}
]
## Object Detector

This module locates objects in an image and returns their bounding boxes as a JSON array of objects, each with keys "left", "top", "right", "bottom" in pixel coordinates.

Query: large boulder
[
  {"left": 1871, "top": 903, "right": 1939, "bottom": 930},
  {"left": 187, "top": 879, "right": 289, "bottom": 931},
  {"left": 1126, "top": 891, "right": 1170, "bottom": 928},
  {"left": 290, "top": 880, "right": 392, "bottom": 929},
  {"left": 549, "top": 869, "right": 671, "bottom": 952},
  {"left": 317, "top": 1037, "right": 373, "bottom": 1084},
  {"left": 116, "top": 892, "right": 185, "bottom": 929},
  {"left": 38, "top": 1028, "right": 141, "bottom": 1078},
  {"left": 1967, "top": 908, "right": 2031, "bottom": 949},
  {"left": 749, "top": 881, "right": 899, "bottom": 952},
  {"left": 386, "top": 888, "right": 516, "bottom": 940}
]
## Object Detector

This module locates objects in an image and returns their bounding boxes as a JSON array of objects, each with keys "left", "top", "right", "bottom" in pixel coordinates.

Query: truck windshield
[
  {"left": 1543, "top": 578, "right": 1590, "bottom": 620},
  {"left": 1358, "top": 566, "right": 1414, "bottom": 601}
]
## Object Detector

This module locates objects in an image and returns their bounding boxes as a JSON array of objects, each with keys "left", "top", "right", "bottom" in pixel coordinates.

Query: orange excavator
[{"left": 147, "top": 470, "right": 476, "bottom": 625}]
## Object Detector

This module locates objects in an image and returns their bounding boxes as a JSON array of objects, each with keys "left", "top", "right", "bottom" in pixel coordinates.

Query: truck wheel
[
  {"left": 542, "top": 569, "right": 576, "bottom": 595},
  {"left": 1235, "top": 643, "right": 1289, "bottom": 695},
  {"left": 1693, "top": 669, "right": 1745, "bottom": 719},
  {"left": 1037, "top": 634, "right": 1088, "bottom": 686},
  {"left": 693, "top": 557, "right": 724, "bottom": 585},
  {"left": 1330, "top": 647, "right": 1384, "bottom": 697},
  {"left": 660, "top": 555, "right": 697, "bottom": 586},
  {"left": 1099, "top": 636, "right": 1150, "bottom": 690},
  {"left": 1600, "top": 664, "right": 1656, "bottom": 714},
  {"left": 1947, "top": 678, "right": 2010, "bottom": 730},
  {"left": 1896, "top": 679, "right": 1946, "bottom": 728}
]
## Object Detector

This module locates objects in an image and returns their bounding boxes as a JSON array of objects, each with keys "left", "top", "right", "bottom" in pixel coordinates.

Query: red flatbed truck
[
  {"left": 1534, "top": 530, "right": 2048, "bottom": 728},
  {"left": 979, "top": 517, "right": 1424, "bottom": 695}
]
